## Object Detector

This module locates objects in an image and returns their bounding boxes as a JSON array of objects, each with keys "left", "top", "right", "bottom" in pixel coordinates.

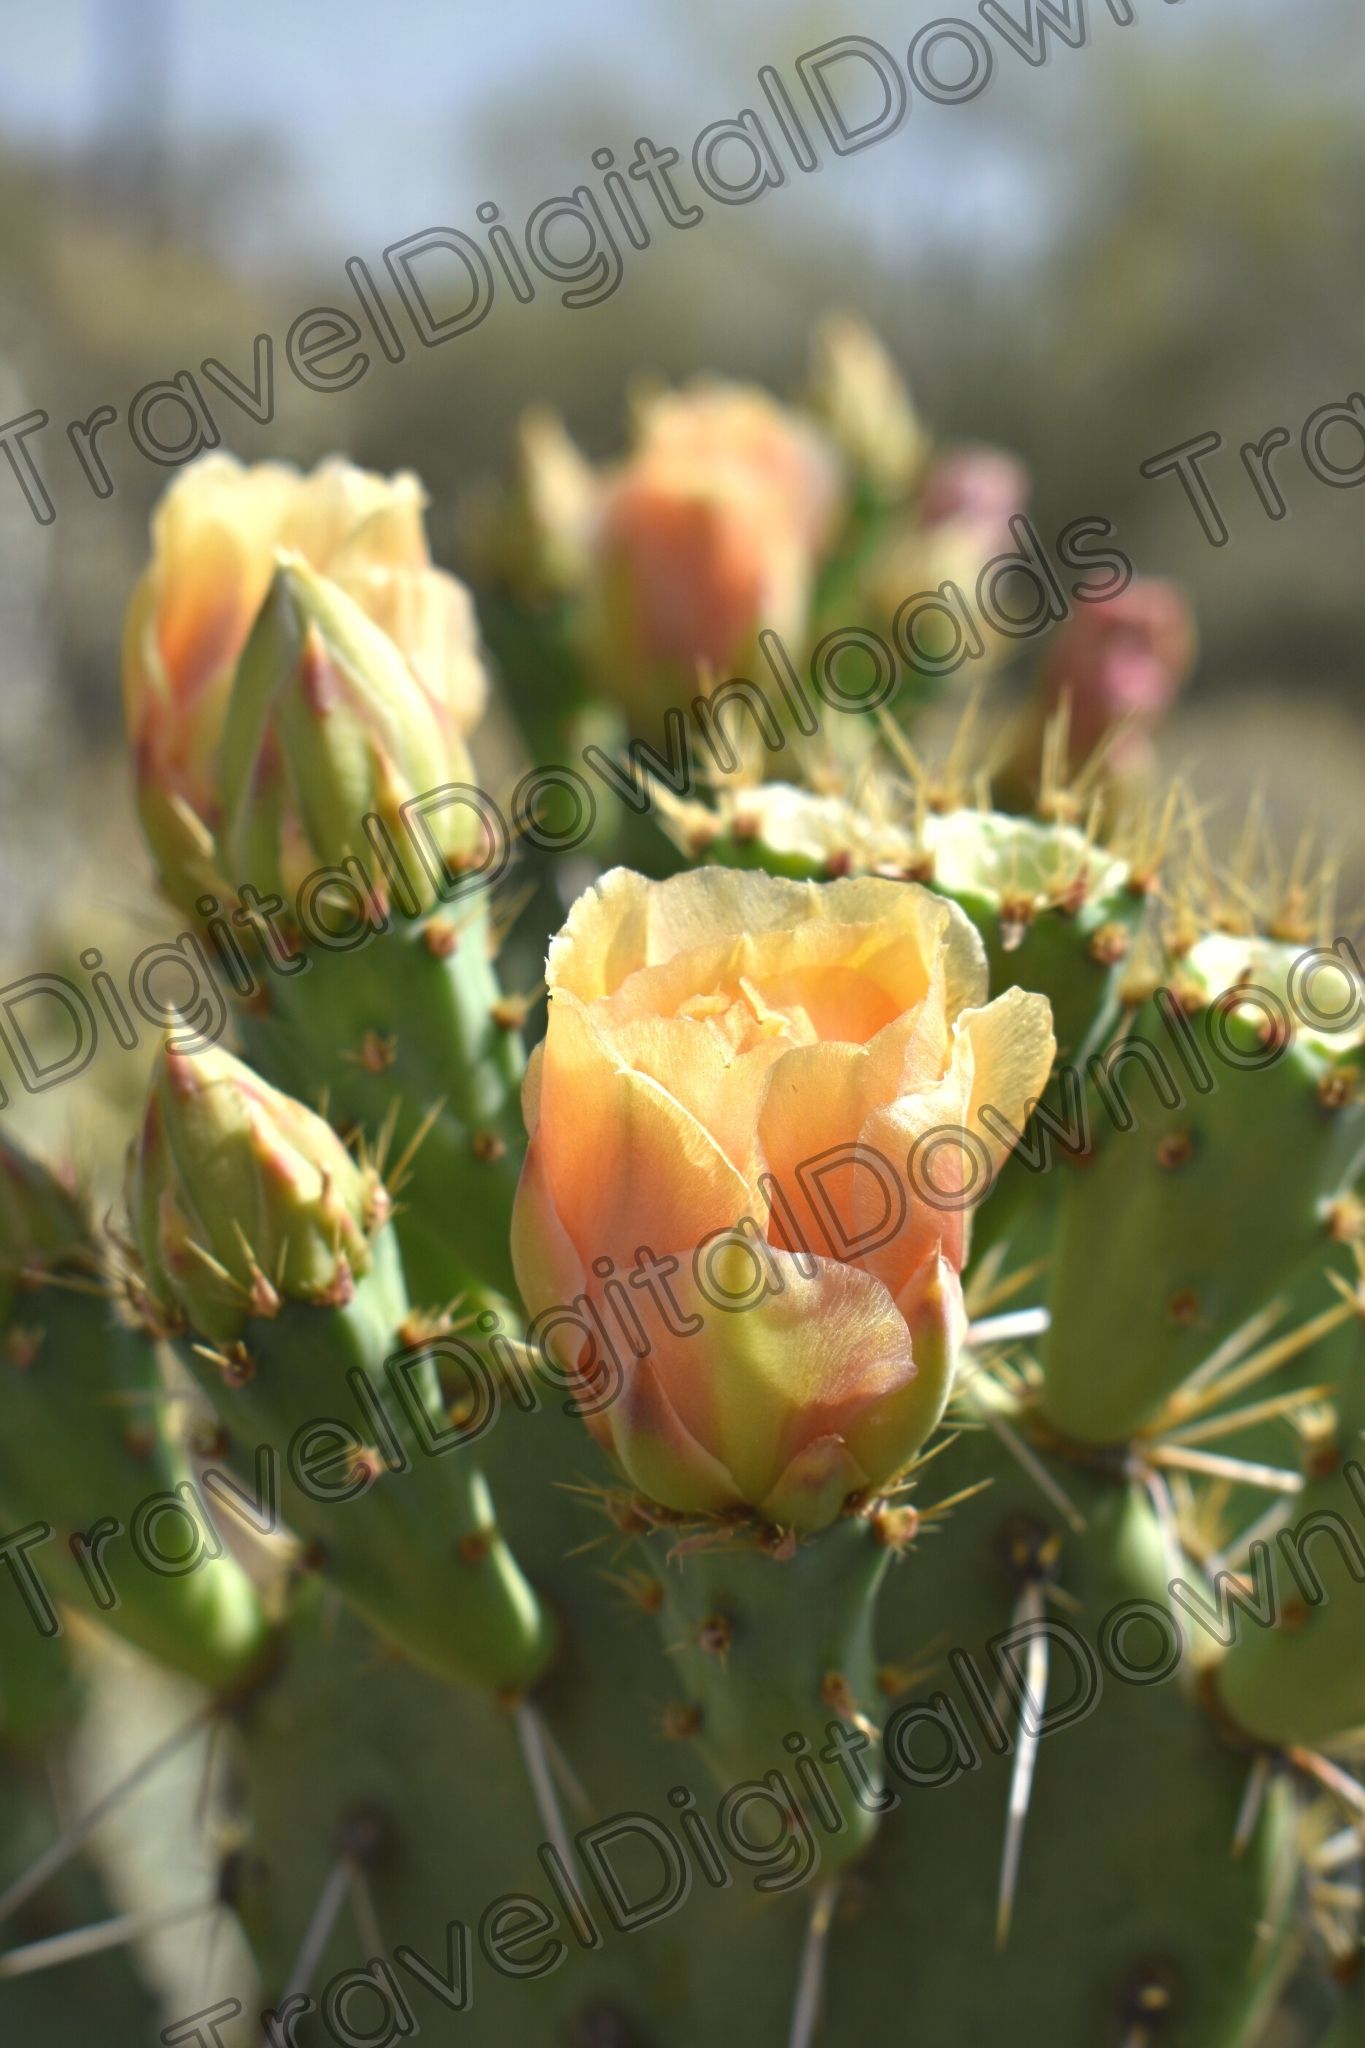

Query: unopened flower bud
[
  {"left": 920, "top": 446, "right": 1031, "bottom": 536},
  {"left": 215, "top": 557, "right": 481, "bottom": 912},
  {"left": 1043, "top": 578, "right": 1196, "bottom": 773},
  {"left": 134, "top": 1033, "right": 385, "bottom": 1343},
  {"left": 806, "top": 314, "right": 929, "bottom": 499},
  {"left": 122, "top": 456, "right": 487, "bottom": 910},
  {"left": 491, "top": 407, "right": 603, "bottom": 602},
  {"left": 861, "top": 445, "right": 1030, "bottom": 675},
  {"left": 584, "top": 384, "right": 843, "bottom": 721}
]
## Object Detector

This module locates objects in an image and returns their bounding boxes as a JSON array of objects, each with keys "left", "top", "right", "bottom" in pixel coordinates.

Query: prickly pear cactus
[{"left": 3, "top": 347, "right": 1362, "bottom": 2048}]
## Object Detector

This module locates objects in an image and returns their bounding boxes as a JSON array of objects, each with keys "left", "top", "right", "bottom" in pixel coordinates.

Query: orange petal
[
  {"left": 509, "top": 1131, "right": 586, "bottom": 1325},
  {"left": 755, "top": 987, "right": 951, "bottom": 1265},
  {"left": 536, "top": 992, "right": 753, "bottom": 1270}
]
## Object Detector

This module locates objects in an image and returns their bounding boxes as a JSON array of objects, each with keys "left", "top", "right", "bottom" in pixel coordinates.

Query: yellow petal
[{"left": 958, "top": 987, "right": 1057, "bottom": 1167}]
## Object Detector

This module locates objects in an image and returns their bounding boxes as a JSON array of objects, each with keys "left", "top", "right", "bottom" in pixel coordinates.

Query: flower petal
[
  {"left": 536, "top": 991, "right": 753, "bottom": 1269},
  {"left": 958, "top": 986, "right": 1057, "bottom": 1167}
]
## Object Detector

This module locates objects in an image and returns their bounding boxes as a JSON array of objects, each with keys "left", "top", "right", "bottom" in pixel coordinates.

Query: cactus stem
[
  {"left": 786, "top": 1877, "right": 839, "bottom": 2048},
  {"left": 0, "top": 1697, "right": 217, "bottom": 1927},
  {"left": 0, "top": 1896, "right": 219, "bottom": 1981},
  {"left": 995, "top": 1579, "right": 1048, "bottom": 1950}
]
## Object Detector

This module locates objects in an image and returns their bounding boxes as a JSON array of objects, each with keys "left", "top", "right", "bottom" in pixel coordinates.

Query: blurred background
[{"left": 0, "top": 0, "right": 1362, "bottom": 1175}]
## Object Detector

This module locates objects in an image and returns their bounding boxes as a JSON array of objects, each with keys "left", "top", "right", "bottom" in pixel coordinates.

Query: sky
[{"left": 0, "top": 0, "right": 1327, "bottom": 274}]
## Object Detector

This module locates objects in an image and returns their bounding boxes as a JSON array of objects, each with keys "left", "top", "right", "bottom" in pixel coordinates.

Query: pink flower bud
[
  {"left": 1044, "top": 578, "right": 1196, "bottom": 766},
  {"left": 920, "top": 445, "right": 1030, "bottom": 544}
]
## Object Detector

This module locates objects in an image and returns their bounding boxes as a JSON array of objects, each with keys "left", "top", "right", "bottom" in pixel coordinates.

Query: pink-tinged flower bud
[
  {"left": 861, "top": 445, "right": 1030, "bottom": 673},
  {"left": 806, "top": 314, "right": 929, "bottom": 499},
  {"left": 584, "top": 384, "right": 844, "bottom": 718},
  {"left": 122, "top": 455, "right": 487, "bottom": 909},
  {"left": 920, "top": 446, "right": 1030, "bottom": 538},
  {"left": 511, "top": 867, "right": 1054, "bottom": 1533},
  {"left": 134, "top": 1033, "right": 387, "bottom": 1344},
  {"left": 1043, "top": 578, "right": 1196, "bottom": 770}
]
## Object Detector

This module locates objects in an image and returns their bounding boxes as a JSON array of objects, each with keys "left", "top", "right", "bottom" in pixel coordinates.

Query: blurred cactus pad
[{"left": 0, "top": 330, "right": 1362, "bottom": 2048}]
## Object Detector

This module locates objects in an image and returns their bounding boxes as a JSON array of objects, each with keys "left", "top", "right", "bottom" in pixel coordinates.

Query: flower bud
[
  {"left": 488, "top": 407, "right": 603, "bottom": 602},
  {"left": 215, "top": 557, "right": 480, "bottom": 911},
  {"left": 806, "top": 314, "right": 929, "bottom": 499},
  {"left": 584, "top": 383, "right": 843, "bottom": 720},
  {"left": 122, "top": 455, "right": 487, "bottom": 909},
  {"left": 634, "top": 382, "right": 844, "bottom": 556},
  {"left": 512, "top": 866, "right": 1054, "bottom": 1532},
  {"left": 919, "top": 446, "right": 1030, "bottom": 536},
  {"left": 134, "top": 1033, "right": 387, "bottom": 1343},
  {"left": 1042, "top": 577, "right": 1195, "bottom": 774},
  {"left": 862, "top": 445, "right": 1030, "bottom": 673}
]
